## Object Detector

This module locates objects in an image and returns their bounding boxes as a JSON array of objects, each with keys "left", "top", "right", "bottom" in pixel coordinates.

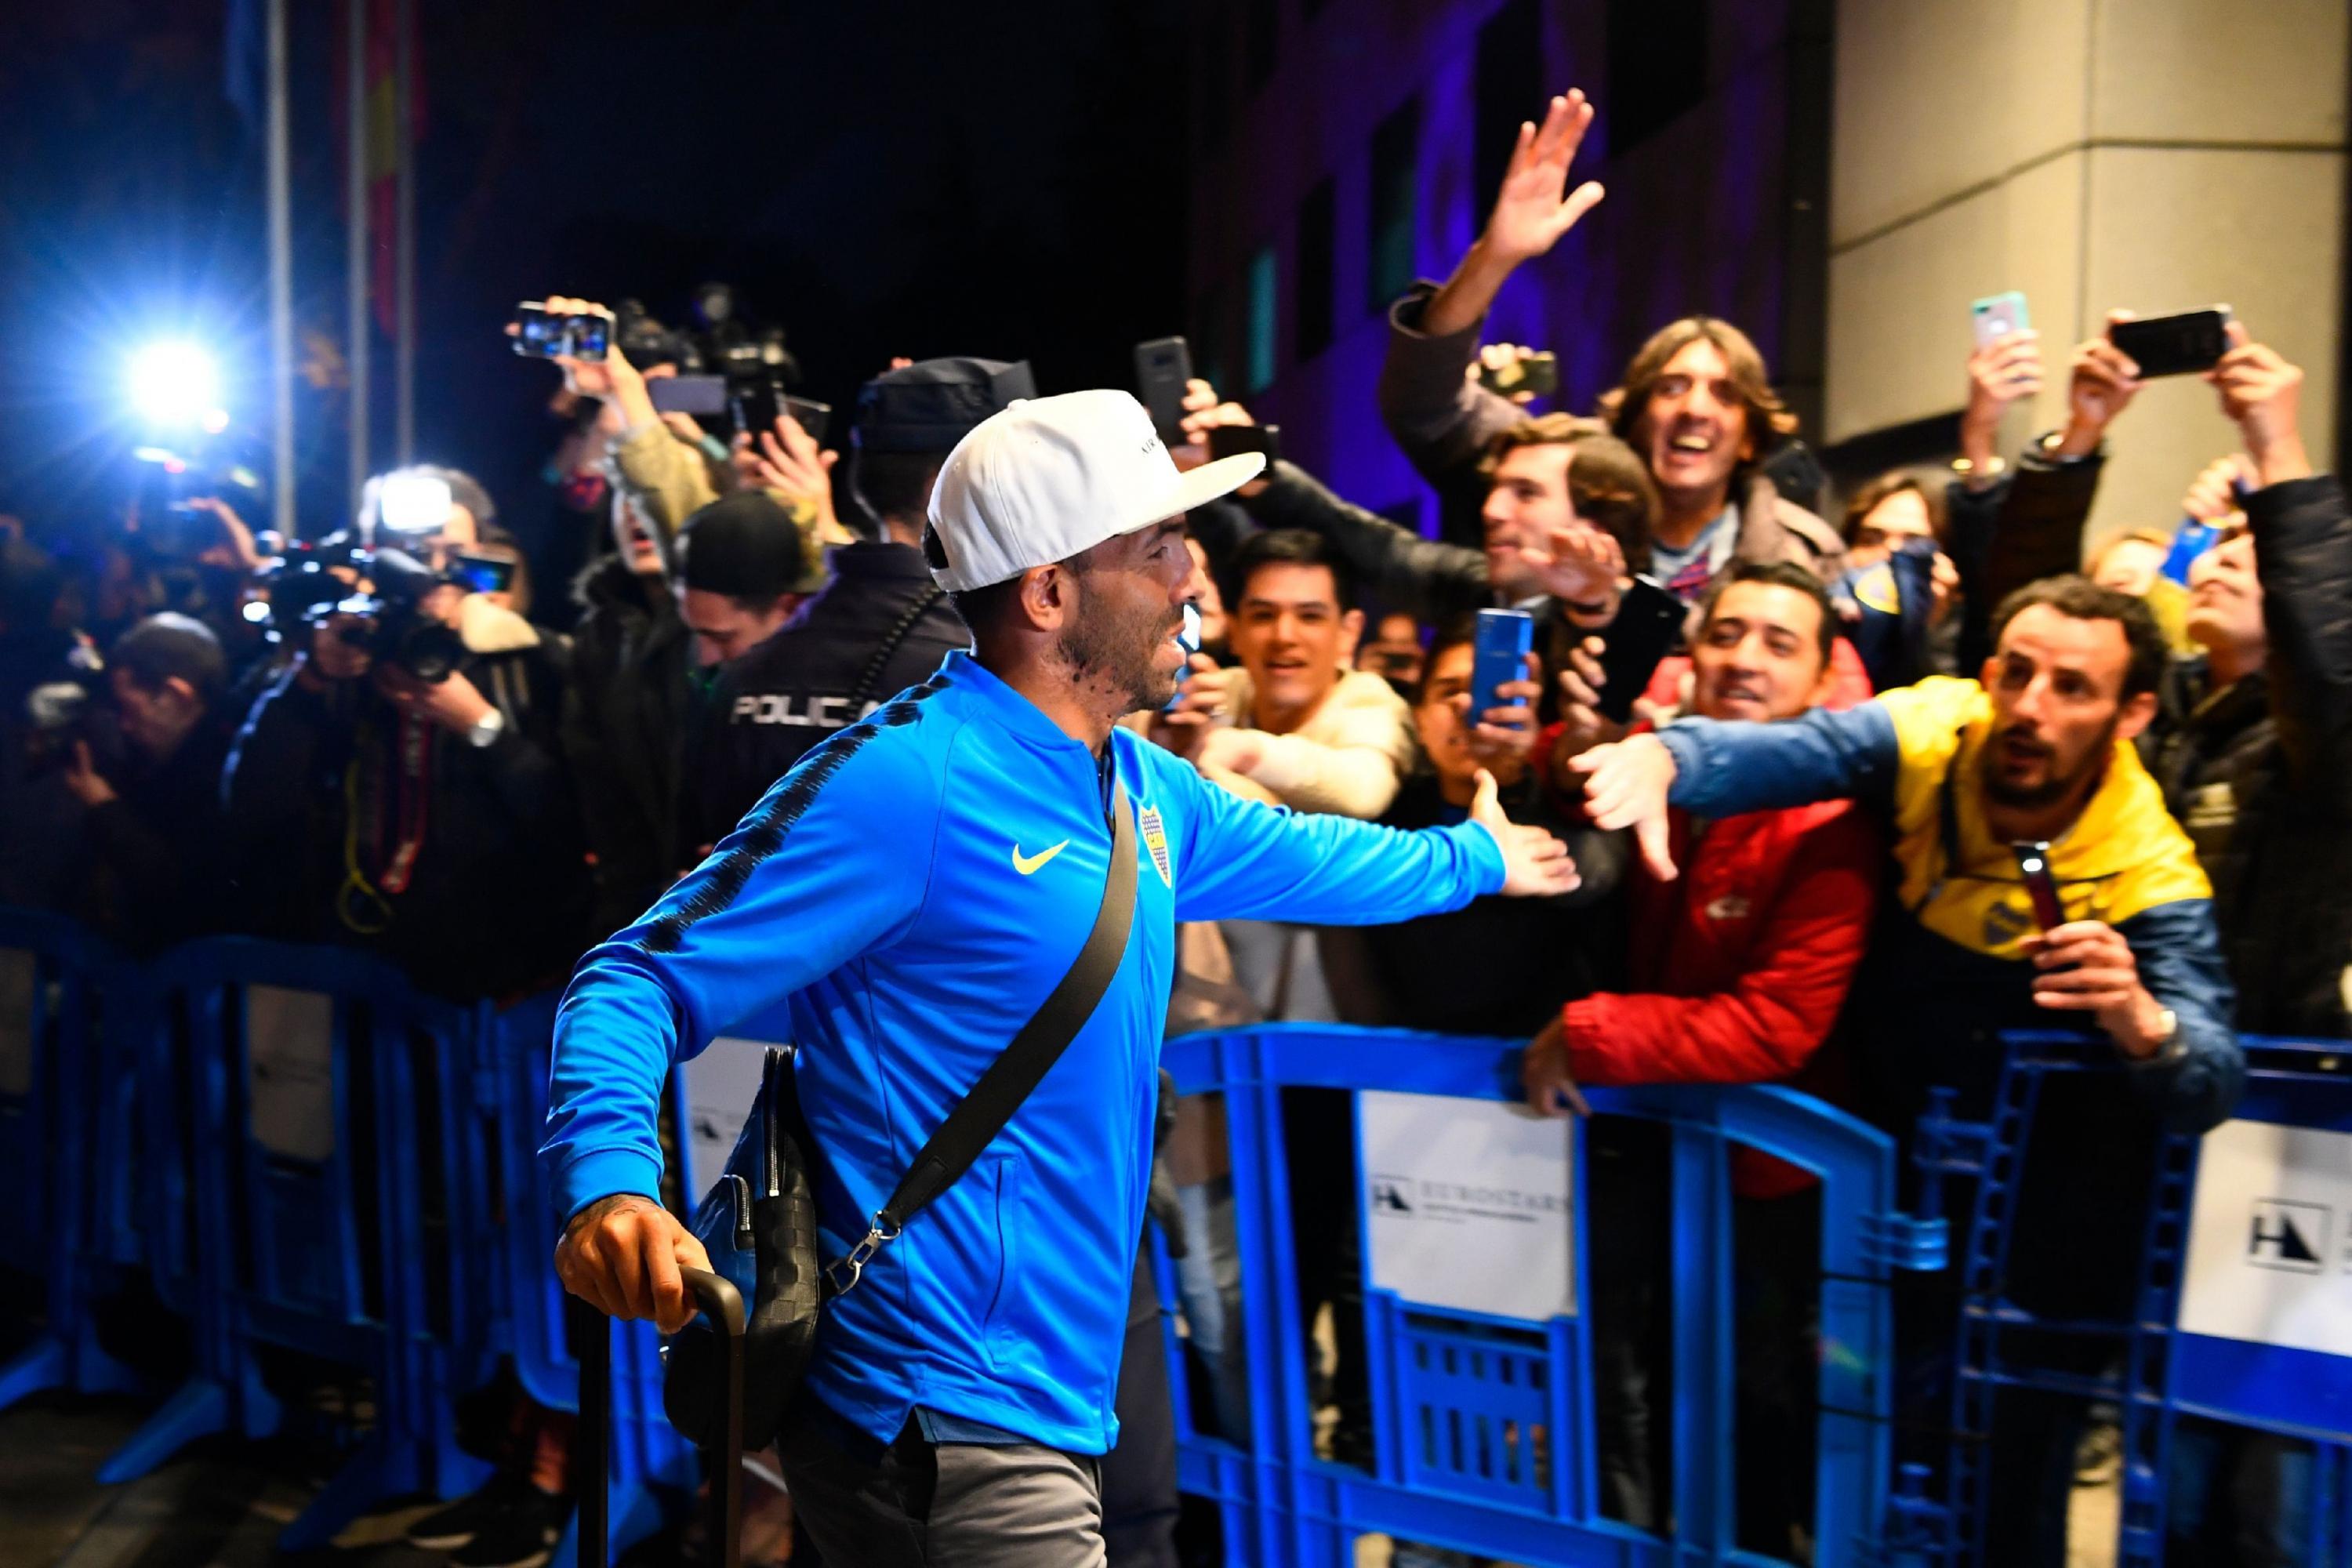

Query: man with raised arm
[{"left": 543, "top": 390, "right": 1578, "bottom": 1568}]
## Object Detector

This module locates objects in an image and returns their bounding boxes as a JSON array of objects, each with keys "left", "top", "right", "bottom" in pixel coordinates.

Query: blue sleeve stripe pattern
[{"left": 641, "top": 672, "right": 950, "bottom": 954}]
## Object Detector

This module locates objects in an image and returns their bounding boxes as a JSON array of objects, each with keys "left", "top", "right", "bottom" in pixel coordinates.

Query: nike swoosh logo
[{"left": 1012, "top": 839, "right": 1070, "bottom": 876}]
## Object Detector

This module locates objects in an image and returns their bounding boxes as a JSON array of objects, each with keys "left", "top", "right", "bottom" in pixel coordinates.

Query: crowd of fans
[{"left": 0, "top": 85, "right": 2344, "bottom": 1568}]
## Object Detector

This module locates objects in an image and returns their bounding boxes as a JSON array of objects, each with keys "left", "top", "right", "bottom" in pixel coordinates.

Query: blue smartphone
[
  {"left": 1468, "top": 608, "right": 1534, "bottom": 724},
  {"left": 1162, "top": 601, "right": 1203, "bottom": 712}
]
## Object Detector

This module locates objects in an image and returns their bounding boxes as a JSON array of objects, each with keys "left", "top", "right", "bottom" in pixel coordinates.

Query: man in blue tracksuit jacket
[{"left": 544, "top": 389, "right": 1578, "bottom": 1566}]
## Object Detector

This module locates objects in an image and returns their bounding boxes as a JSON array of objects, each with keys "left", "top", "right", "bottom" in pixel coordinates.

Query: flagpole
[
  {"left": 393, "top": 0, "right": 416, "bottom": 463},
  {"left": 347, "top": 0, "right": 370, "bottom": 514},
  {"left": 266, "top": 0, "right": 295, "bottom": 537}
]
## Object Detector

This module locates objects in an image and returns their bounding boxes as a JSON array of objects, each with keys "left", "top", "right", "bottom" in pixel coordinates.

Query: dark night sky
[{"left": 0, "top": 0, "right": 1189, "bottom": 575}]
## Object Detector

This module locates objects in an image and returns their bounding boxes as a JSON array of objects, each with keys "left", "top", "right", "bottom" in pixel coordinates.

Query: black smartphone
[
  {"left": 783, "top": 396, "right": 833, "bottom": 444},
  {"left": 2011, "top": 840, "right": 2066, "bottom": 931},
  {"left": 2109, "top": 307, "right": 2232, "bottom": 379},
  {"left": 649, "top": 375, "right": 731, "bottom": 417},
  {"left": 1134, "top": 336, "right": 1194, "bottom": 445},
  {"left": 1207, "top": 423, "right": 1282, "bottom": 463},
  {"left": 1593, "top": 579, "right": 1686, "bottom": 723},
  {"left": 1478, "top": 350, "right": 1559, "bottom": 400},
  {"left": 451, "top": 550, "right": 518, "bottom": 597}
]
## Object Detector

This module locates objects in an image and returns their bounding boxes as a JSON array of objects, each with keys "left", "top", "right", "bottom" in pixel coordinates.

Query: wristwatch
[
  {"left": 466, "top": 707, "right": 506, "bottom": 750},
  {"left": 2126, "top": 1005, "right": 2184, "bottom": 1067}
]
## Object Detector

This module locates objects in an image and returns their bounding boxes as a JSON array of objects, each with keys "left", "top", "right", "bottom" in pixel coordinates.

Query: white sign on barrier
[
  {"left": 679, "top": 1035, "right": 775, "bottom": 1195},
  {"left": 2179, "top": 1119, "right": 2352, "bottom": 1356},
  {"left": 1359, "top": 1090, "right": 1576, "bottom": 1322}
]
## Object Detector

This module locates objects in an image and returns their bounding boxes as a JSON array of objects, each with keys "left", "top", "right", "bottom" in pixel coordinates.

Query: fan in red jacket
[
  {"left": 1532, "top": 559, "right": 1881, "bottom": 1560},
  {"left": 1529, "top": 561, "right": 1882, "bottom": 1197}
]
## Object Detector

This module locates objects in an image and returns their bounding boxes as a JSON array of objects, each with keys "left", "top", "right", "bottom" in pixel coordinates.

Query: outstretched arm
[
  {"left": 1570, "top": 702, "right": 1904, "bottom": 879},
  {"left": 1379, "top": 91, "right": 1604, "bottom": 485},
  {"left": 1163, "top": 754, "right": 1573, "bottom": 927}
]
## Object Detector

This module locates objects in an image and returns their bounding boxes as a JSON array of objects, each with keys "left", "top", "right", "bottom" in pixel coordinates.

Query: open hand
[
  {"left": 1470, "top": 768, "right": 1581, "bottom": 897},
  {"left": 1481, "top": 91, "right": 1605, "bottom": 266},
  {"left": 1514, "top": 520, "right": 1624, "bottom": 608},
  {"left": 1567, "top": 732, "right": 1678, "bottom": 880}
]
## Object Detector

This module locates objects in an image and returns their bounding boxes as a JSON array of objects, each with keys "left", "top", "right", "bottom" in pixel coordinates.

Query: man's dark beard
[
  {"left": 1980, "top": 717, "right": 2115, "bottom": 809},
  {"left": 1055, "top": 580, "right": 1178, "bottom": 714}
]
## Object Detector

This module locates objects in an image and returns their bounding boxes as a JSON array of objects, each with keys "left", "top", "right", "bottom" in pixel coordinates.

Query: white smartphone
[{"left": 1971, "top": 291, "right": 2031, "bottom": 350}]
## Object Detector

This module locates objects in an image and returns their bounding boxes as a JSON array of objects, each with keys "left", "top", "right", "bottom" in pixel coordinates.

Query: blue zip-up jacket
[
  {"left": 542, "top": 652, "right": 1504, "bottom": 1454},
  {"left": 1652, "top": 678, "right": 2241, "bottom": 1132}
]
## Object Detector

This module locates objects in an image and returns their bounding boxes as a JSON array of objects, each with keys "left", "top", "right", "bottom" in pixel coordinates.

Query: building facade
[{"left": 1183, "top": 0, "right": 2346, "bottom": 549}]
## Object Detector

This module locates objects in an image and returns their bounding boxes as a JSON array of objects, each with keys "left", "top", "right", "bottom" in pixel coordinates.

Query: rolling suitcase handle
[{"left": 570, "top": 1267, "right": 746, "bottom": 1568}]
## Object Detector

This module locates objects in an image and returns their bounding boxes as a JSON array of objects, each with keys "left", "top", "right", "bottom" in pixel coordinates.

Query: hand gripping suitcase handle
[{"left": 572, "top": 1267, "right": 746, "bottom": 1568}]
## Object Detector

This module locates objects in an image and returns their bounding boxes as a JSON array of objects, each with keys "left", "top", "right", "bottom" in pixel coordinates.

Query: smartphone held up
[{"left": 511, "top": 302, "right": 612, "bottom": 362}]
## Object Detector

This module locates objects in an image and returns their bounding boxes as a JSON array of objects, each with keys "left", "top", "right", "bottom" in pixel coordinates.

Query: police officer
[{"left": 686, "top": 358, "right": 1037, "bottom": 845}]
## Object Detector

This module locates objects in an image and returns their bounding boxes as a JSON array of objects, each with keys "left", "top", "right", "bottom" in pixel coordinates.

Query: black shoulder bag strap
[{"left": 823, "top": 779, "right": 1138, "bottom": 1296}]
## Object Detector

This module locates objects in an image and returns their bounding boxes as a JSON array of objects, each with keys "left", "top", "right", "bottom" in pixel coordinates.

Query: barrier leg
[
  {"left": 97, "top": 1376, "right": 231, "bottom": 1484},
  {"left": 0, "top": 1337, "right": 67, "bottom": 1411},
  {"left": 279, "top": 1432, "right": 419, "bottom": 1550}
]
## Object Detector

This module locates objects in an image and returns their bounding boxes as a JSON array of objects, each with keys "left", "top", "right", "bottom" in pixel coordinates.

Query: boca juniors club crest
[{"left": 1138, "top": 804, "right": 1171, "bottom": 885}]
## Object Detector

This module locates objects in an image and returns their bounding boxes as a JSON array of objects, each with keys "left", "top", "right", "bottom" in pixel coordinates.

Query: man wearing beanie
[
  {"left": 544, "top": 390, "right": 1581, "bottom": 1566},
  {"left": 687, "top": 357, "right": 1036, "bottom": 844},
  {"left": 673, "top": 489, "right": 829, "bottom": 669}
]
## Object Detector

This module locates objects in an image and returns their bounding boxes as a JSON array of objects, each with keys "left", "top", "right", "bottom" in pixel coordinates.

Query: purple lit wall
[{"left": 1185, "top": 0, "right": 1821, "bottom": 541}]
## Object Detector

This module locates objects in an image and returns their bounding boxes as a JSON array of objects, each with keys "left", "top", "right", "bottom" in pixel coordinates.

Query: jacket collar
[{"left": 938, "top": 650, "right": 1095, "bottom": 757}]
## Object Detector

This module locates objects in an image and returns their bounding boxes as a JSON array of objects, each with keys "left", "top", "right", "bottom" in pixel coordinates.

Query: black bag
[{"left": 663, "top": 780, "right": 1138, "bottom": 1452}]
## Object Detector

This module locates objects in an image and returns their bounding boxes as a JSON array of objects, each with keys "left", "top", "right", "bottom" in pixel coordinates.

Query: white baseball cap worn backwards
[{"left": 923, "top": 389, "right": 1267, "bottom": 593}]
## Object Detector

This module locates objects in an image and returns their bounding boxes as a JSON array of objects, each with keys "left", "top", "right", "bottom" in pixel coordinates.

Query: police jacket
[
  {"left": 543, "top": 652, "right": 1506, "bottom": 1454},
  {"left": 688, "top": 539, "right": 967, "bottom": 847}
]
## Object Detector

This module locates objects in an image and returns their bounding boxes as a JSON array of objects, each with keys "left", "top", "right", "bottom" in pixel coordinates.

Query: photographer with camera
[
  {"left": 223, "top": 470, "right": 589, "bottom": 1001},
  {"left": 57, "top": 613, "right": 236, "bottom": 953},
  {"left": 0, "top": 535, "right": 93, "bottom": 909}
]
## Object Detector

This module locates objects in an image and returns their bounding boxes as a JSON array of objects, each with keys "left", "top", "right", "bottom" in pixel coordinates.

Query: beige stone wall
[{"left": 1827, "top": 0, "right": 2347, "bottom": 545}]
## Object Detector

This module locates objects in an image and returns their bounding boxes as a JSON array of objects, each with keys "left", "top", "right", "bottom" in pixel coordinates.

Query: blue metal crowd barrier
[
  {"left": 1155, "top": 1022, "right": 1947, "bottom": 1568},
  {"left": 0, "top": 916, "right": 693, "bottom": 1559},
  {"left": 1910, "top": 1031, "right": 2352, "bottom": 1568},
  {"left": 0, "top": 908, "right": 142, "bottom": 1410}
]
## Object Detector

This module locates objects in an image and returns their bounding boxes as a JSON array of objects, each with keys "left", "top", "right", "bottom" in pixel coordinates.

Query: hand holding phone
[
  {"left": 1134, "top": 337, "right": 1194, "bottom": 445},
  {"left": 1592, "top": 580, "right": 1684, "bottom": 723},
  {"left": 510, "top": 302, "right": 611, "bottom": 361},
  {"left": 2108, "top": 307, "right": 2233, "bottom": 379},
  {"left": 1970, "top": 291, "right": 2031, "bottom": 350},
  {"left": 2011, "top": 840, "right": 2066, "bottom": 931},
  {"left": 1468, "top": 609, "right": 1535, "bottom": 725}
]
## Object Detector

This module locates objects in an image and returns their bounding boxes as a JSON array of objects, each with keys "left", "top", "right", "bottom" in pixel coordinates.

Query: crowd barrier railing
[
  {"left": 1151, "top": 1022, "right": 1947, "bottom": 1568},
  {"left": 1910, "top": 1031, "right": 2352, "bottom": 1568},
  {"left": 0, "top": 915, "right": 692, "bottom": 1560},
  {"left": 0, "top": 907, "right": 143, "bottom": 1410}
]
